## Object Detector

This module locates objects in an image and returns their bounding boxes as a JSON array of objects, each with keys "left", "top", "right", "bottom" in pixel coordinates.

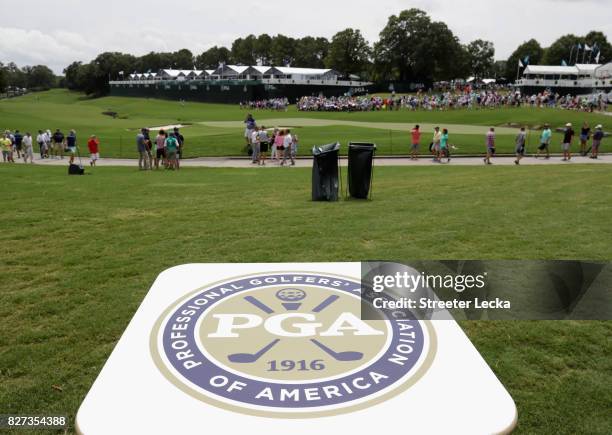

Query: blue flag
[
  {"left": 523, "top": 55, "right": 530, "bottom": 65},
  {"left": 561, "top": 60, "right": 568, "bottom": 66}
]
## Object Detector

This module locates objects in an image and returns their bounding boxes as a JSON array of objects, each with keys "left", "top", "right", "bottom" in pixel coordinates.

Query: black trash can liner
[
  {"left": 312, "top": 142, "right": 340, "bottom": 201},
  {"left": 348, "top": 142, "right": 376, "bottom": 199}
]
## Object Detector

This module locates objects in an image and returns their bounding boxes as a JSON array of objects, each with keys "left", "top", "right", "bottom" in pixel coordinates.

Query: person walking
[
  {"left": 514, "top": 127, "right": 527, "bottom": 165},
  {"left": 22, "top": 132, "right": 34, "bottom": 164},
  {"left": 251, "top": 127, "right": 260, "bottom": 164},
  {"left": 143, "top": 128, "right": 154, "bottom": 169},
  {"left": 13, "top": 130, "right": 23, "bottom": 159},
  {"left": 274, "top": 130, "right": 285, "bottom": 164},
  {"left": 165, "top": 132, "right": 179, "bottom": 170},
  {"left": 52, "top": 129, "right": 65, "bottom": 159},
  {"left": 36, "top": 130, "right": 46, "bottom": 159},
  {"left": 43, "top": 130, "right": 52, "bottom": 159},
  {"left": 173, "top": 127, "right": 184, "bottom": 164},
  {"left": 484, "top": 127, "right": 495, "bottom": 165},
  {"left": 440, "top": 128, "right": 450, "bottom": 163},
  {"left": 244, "top": 113, "right": 256, "bottom": 150},
  {"left": 432, "top": 126, "right": 441, "bottom": 162},
  {"left": 136, "top": 129, "right": 150, "bottom": 170},
  {"left": 281, "top": 129, "right": 295, "bottom": 166},
  {"left": 590, "top": 125, "right": 603, "bottom": 159},
  {"left": 154, "top": 129, "right": 167, "bottom": 169},
  {"left": 87, "top": 135, "right": 100, "bottom": 166},
  {"left": 2, "top": 131, "right": 13, "bottom": 162},
  {"left": 257, "top": 126, "right": 269, "bottom": 166},
  {"left": 536, "top": 124, "right": 552, "bottom": 159},
  {"left": 410, "top": 125, "right": 421, "bottom": 160},
  {"left": 66, "top": 130, "right": 77, "bottom": 156},
  {"left": 561, "top": 122, "right": 575, "bottom": 161},
  {"left": 579, "top": 122, "right": 590, "bottom": 156}
]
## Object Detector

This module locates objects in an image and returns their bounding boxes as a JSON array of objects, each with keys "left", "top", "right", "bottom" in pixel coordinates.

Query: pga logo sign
[{"left": 151, "top": 273, "right": 435, "bottom": 417}]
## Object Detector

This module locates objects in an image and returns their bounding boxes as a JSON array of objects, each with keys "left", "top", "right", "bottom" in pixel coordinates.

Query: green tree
[
  {"left": 294, "top": 37, "right": 329, "bottom": 68},
  {"left": 270, "top": 34, "right": 296, "bottom": 66},
  {"left": 25, "top": 65, "right": 56, "bottom": 90},
  {"left": 373, "top": 9, "right": 463, "bottom": 84},
  {"left": 584, "top": 31, "right": 612, "bottom": 64},
  {"left": 542, "top": 34, "right": 582, "bottom": 65},
  {"left": 505, "top": 39, "right": 544, "bottom": 82},
  {"left": 465, "top": 39, "right": 495, "bottom": 78},
  {"left": 170, "top": 49, "right": 194, "bottom": 69},
  {"left": 231, "top": 35, "right": 257, "bottom": 65},
  {"left": 0, "top": 62, "right": 7, "bottom": 92},
  {"left": 325, "top": 29, "right": 370, "bottom": 75},
  {"left": 196, "top": 46, "right": 231, "bottom": 69},
  {"left": 254, "top": 34, "right": 273, "bottom": 65}
]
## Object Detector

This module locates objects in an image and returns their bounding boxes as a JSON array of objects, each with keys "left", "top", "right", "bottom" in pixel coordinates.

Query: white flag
[
  {"left": 518, "top": 59, "right": 524, "bottom": 68},
  {"left": 595, "top": 52, "right": 601, "bottom": 63},
  {"left": 584, "top": 44, "right": 591, "bottom": 51}
]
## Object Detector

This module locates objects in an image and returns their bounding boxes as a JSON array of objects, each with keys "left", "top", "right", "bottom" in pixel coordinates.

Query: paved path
[{"left": 10, "top": 154, "right": 612, "bottom": 168}]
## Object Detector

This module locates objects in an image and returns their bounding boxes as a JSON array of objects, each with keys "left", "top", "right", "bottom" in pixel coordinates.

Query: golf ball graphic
[{"left": 276, "top": 288, "right": 306, "bottom": 301}]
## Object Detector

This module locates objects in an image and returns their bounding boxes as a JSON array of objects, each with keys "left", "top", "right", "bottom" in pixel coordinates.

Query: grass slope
[
  {"left": 0, "top": 164, "right": 611, "bottom": 434},
  {"left": 0, "top": 90, "right": 609, "bottom": 158}
]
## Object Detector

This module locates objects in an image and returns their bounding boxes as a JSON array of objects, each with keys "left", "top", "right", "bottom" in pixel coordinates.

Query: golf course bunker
[{"left": 199, "top": 118, "right": 519, "bottom": 135}]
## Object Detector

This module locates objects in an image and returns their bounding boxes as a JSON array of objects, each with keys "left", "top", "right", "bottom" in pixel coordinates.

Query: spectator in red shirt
[
  {"left": 410, "top": 125, "right": 421, "bottom": 160},
  {"left": 87, "top": 135, "right": 100, "bottom": 166}
]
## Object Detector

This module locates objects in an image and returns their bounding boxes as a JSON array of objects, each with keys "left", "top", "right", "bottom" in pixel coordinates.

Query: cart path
[
  {"left": 198, "top": 118, "right": 521, "bottom": 135},
  {"left": 10, "top": 155, "right": 612, "bottom": 168}
]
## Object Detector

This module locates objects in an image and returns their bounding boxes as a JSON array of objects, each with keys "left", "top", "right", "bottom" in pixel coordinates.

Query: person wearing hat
[
  {"left": 562, "top": 122, "right": 575, "bottom": 161},
  {"left": 536, "top": 124, "right": 552, "bottom": 159},
  {"left": 87, "top": 135, "right": 100, "bottom": 166},
  {"left": 591, "top": 125, "right": 604, "bottom": 159}
]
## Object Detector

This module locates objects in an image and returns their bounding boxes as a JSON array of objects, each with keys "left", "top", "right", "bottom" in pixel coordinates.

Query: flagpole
[{"left": 569, "top": 45, "right": 575, "bottom": 65}]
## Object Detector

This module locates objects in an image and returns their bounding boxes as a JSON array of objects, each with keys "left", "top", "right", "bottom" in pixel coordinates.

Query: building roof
[
  {"left": 272, "top": 67, "right": 336, "bottom": 76},
  {"left": 524, "top": 64, "right": 602, "bottom": 75}
]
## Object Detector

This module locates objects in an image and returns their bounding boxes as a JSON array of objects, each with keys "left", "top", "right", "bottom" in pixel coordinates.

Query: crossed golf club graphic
[{"left": 227, "top": 289, "right": 364, "bottom": 364}]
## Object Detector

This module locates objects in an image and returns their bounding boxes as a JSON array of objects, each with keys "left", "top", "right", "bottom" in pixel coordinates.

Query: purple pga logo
[{"left": 151, "top": 273, "right": 435, "bottom": 417}]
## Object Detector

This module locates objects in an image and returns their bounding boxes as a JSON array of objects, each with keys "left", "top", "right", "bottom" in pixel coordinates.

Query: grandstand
[
  {"left": 516, "top": 62, "right": 612, "bottom": 95},
  {"left": 111, "top": 65, "right": 372, "bottom": 103}
]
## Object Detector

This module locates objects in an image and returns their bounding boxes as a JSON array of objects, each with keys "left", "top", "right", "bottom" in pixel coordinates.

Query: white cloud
[{"left": 0, "top": 0, "right": 610, "bottom": 74}]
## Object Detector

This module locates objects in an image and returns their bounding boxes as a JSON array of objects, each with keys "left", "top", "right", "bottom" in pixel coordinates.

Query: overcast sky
[{"left": 0, "top": 0, "right": 610, "bottom": 73}]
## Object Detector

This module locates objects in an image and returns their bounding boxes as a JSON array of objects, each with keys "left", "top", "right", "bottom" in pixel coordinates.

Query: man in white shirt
[
  {"left": 36, "top": 130, "right": 46, "bottom": 159},
  {"left": 251, "top": 127, "right": 260, "bottom": 164},
  {"left": 22, "top": 132, "right": 34, "bottom": 164},
  {"left": 281, "top": 130, "right": 294, "bottom": 166}
]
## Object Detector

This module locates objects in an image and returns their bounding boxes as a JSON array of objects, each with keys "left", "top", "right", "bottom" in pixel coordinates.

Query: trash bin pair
[{"left": 311, "top": 142, "right": 376, "bottom": 201}]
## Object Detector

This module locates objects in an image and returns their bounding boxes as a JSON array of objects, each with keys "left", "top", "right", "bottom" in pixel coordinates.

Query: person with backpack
[
  {"left": 165, "top": 132, "right": 180, "bottom": 170},
  {"left": 173, "top": 127, "right": 184, "bottom": 164}
]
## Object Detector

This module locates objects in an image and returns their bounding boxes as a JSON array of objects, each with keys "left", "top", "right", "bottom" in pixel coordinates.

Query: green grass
[
  {"left": 0, "top": 89, "right": 609, "bottom": 158},
  {"left": 0, "top": 164, "right": 611, "bottom": 434}
]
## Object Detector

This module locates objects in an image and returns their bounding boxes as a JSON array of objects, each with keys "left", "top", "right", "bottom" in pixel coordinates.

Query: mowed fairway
[
  {"left": 0, "top": 89, "right": 609, "bottom": 158},
  {"left": 1, "top": 164, "right": 611, "bottom": 434}
]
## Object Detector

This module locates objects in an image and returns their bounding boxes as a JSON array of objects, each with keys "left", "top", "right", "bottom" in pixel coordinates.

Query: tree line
[{"left": 1, "top": 9, "right": 610, "bottom": 97}]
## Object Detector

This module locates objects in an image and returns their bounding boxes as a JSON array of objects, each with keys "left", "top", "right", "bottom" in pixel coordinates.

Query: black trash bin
[
  {"left": 347, "top": 142, "right": 376, "bottom": 199},
  {"left": 312, "top": 142, "right": 340, "bottom": 201}
]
